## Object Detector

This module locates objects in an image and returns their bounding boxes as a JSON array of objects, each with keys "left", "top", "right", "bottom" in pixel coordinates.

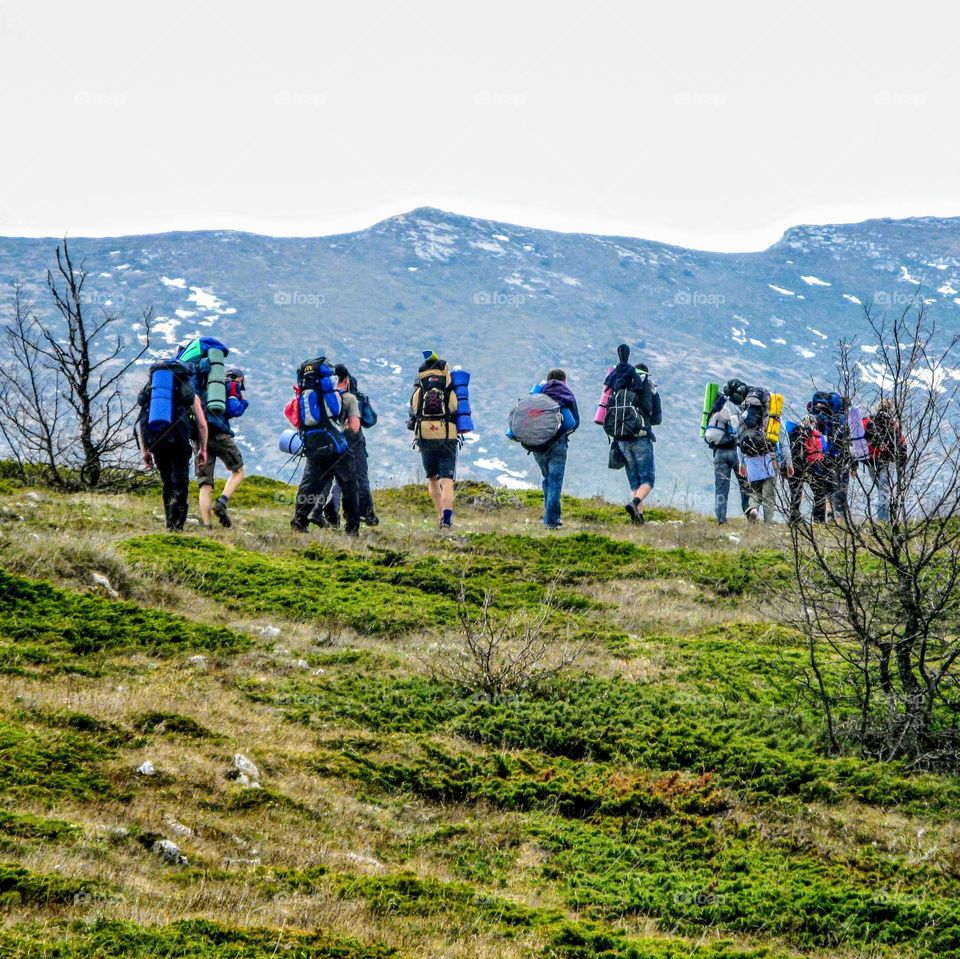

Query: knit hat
[{"left": 422, "top": 350, "right": 439, "bottom": 362}]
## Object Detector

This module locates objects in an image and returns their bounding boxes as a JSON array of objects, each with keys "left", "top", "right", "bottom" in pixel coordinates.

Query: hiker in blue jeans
[{"left": 531, "top": 369, "right": 579, "bottom": 528}]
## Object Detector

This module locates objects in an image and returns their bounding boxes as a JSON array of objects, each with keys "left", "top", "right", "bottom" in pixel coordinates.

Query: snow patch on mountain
[
  {"left": 161, "top": 276, "right": 186, "bottom": 289},
  {"left": 769, "top": 284, "right": 795, "bottom": 296}
]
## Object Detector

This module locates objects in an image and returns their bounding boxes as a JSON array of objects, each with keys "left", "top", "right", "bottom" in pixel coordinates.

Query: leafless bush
[
  {"left": 775, "top": 297, "right": 960, "bottom": 769},
  {"left": 423, "top": 580, "right": 584, "bottom": 698},
  {"left": 0, "top": 241, "right": 153, "bottom": 488}
]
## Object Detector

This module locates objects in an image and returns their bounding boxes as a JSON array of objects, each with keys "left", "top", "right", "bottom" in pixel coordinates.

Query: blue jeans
[
  {"left": 532, "top": 438, "right": 568, "bottom": 527},
  {"left": 868, "top": 462, "right": 892, "bottom": 521},
  {"left": 713, "top": 445, "right": 749, "bottom": 522},
  {"left": 617, "top": 437, "right": 655, "bottom": 493}
]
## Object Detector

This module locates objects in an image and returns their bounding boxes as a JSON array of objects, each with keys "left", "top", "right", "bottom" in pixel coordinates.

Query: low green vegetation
[{"left": 1, "top": 476, "right": 958, "bottom": 958}]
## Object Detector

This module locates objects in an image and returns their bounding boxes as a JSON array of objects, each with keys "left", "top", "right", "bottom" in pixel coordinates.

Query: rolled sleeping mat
[
  {"left": 278, "top": 429, "right": 303, "bottom": 455},
  {"left": 457, "top": 413, "right": 474, "bottom": 434},
  {"left": 766, "top": 393, "right": 784, "bottom": 444},
  {"left": 594, "top": 385, "right": 613, "bottom": 425},
  {"left": 449, "top": 368, "right": 470, "bottom": 389},
  {"left": 455, "top": 398, "right": 472, "bottom": 417},
  {"left": 561, "top": 407, "right": 577, "bottom": 431},
  {"left": 453, "top": 384, "right": 470, "bottom": 402},
  {"left": 701, "top": 382, "right": 720, "bottom": 437},
  {"left": 148, "top": 367, "right": 175, "bottom": 431},
  {"left": 848, "top": 406, "right": 869, "bottom": 461},
  {"left": 530, "top": 382, "right": 544, "bottom": 395},
  {"left": 178, "top": 336, "right": 229, "bottom": 365},
  {"left": 205, "top": 348, "right": 227, "bottom": 414}
]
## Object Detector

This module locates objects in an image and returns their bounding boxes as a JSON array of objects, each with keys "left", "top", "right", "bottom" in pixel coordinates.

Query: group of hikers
[
  {"left": 703, "top": 378, "right": 906, "bottom": 525},
  {"left": 134, "top": 335, "right": 902, "bottom": 533}
]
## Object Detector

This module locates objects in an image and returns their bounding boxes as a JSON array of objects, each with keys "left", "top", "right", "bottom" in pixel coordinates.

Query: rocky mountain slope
[{"left": 1, "top": 210, "right": 958, "bottom": 508}]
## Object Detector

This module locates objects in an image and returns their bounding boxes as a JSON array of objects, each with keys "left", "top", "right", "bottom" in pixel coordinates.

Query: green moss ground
[{"left": 0, "top": 478, "right": 957, "bottom": 958}]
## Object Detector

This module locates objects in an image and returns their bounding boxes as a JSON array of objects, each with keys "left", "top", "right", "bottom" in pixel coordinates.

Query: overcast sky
[{"left": 1, "top": 0, "right": 957, "bottom": 251}]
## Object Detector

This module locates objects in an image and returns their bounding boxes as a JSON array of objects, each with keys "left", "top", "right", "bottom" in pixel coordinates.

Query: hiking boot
[
  {"left": 363, "top": 512, "right": 380, "bottom": 526},
  {"left": 625, "top": 503, "right": 644, "bottom": 525},
  {"left": 290, "top": 520, "right": 309, "bottom": 533},
  {"left": 308, "top": 514, "right": 330, "bottom": 529},
  {"left": 212, "top": 498, "right": 232, "bottom": 528},
  {"left": 323, "top": 506, "right": 340, "bottom": 528},
  {"left": 439, "top": 517, "right": 453, "bottom": 530}
]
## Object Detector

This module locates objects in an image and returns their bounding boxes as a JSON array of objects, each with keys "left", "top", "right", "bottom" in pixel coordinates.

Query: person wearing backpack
[
  {"left": 602, "top": 345, "right": 662, "bottom": 525},
  {"left": 738, "top": 420, "right": 794, "bottom": 523},
  {"left": 807, "top": 390, "right": 854, "bottom": 522},
  {"left": 192, "top": 357, "right": 247, "bottom": 530},
  {"left": 784, "top": 417, "right": 827, "bottom": 524},
  {"left": 863, "top": 398, "right": 906, "bottom": 521},
  {"left": 517, "top": 369, "right": 579, "bottom": 529},
  {"left": 136, "top": 360, "right": 209, "bottom": 532},
  {"left": 409, "top": 351, "right": 459, "bottom": 529},
  {"left": 290, "top": 358, "right": 362, "bottom": 535},
  {"left": 703, "top": 381, "right": 750, "bottom": 524},
  {"left": 309, "top": 365, "right": 379, "bottom": 528}
]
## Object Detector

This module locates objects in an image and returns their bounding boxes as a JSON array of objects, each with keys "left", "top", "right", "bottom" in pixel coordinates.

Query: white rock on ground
[
  {"left": 136, "top": 760, "right": 156, "bottom": 776},
  {"left": 186, "top": 654, "right": 208, "bottom": 669},
  {"left": 165, "top": 818, "right": 194, "bottom": 838},
  {"left": 153, "top": 838, "right": 187, "bottom": 865}
]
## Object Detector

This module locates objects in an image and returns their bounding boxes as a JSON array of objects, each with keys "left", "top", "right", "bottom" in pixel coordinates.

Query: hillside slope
[
  {"left": 0, "top": 474, "right": 958, "bottom": 958},
  {"left": 1, "top": 210, "right": 959, "bottom": 508}
]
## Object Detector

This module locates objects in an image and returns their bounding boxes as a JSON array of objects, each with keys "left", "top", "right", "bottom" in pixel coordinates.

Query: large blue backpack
[
  {"left": 807, "top": 390, "right": 844, "bottom": 456},
  {"left": 297, "top": 357, "right": 347, "bottom": 457}
]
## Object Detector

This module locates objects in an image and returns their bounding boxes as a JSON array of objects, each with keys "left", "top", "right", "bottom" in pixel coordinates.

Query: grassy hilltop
[{"left": 0, "top": 473, "right": 958, "bottom": 959}]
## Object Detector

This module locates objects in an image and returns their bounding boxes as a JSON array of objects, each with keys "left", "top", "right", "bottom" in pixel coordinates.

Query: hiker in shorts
[
  {"left": 194, "top": 387, "right": 246, "bottom": 529},
  {"left": 603, "top": 346, "right": 662, "bottom": 525},
  {"left": 409, "top": 351, "right": 459, "bottom": 529}
]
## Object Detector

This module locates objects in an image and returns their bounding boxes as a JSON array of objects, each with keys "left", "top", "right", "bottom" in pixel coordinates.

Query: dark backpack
[
  {"left": 739, "top": 427, "right": 770, "bottom": 458},
  {"left": 347, "top": 375, "right": 377, "bottom": 429},
  {"left": 603, "top": 388, "right": 648, "bottom": 440},
  {"left": 136, "top": 360, "right": 194, "bottom": 451}
]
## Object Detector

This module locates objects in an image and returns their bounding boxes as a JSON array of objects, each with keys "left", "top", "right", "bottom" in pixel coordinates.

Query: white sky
[{"left": 1, "top": 0, "right": 958, "bottom": 251}]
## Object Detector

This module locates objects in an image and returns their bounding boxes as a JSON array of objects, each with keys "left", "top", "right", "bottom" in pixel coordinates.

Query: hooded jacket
[{"left": 539, "top": 379, "right": 580, "bottom": 444}]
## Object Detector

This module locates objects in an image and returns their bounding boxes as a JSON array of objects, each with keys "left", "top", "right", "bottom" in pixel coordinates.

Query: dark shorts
[
  {"left": 195, "top": 431, "right": 244, "bottom": 486},
  {"left": 419, "top": 439, "right": 458, "bottom": 480}
]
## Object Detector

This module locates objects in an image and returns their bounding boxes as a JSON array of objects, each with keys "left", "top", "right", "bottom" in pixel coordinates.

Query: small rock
[
  {"left": 136, "top": 760, "right": 156, "bottom": 776},
  {"left": 313, "top": 668, "right": 326, "bottom": 676},
  {"left": 186, "top": 517, "right": 200, "bottom": 526},
  {"left": 25, "top": 491, "right": 43, "bottom": 502},
  {"left": 260, "top": 626, "right": 282, "bottom": 640},
  {"left": 347, "top": 852, "right": 384, "bottom": 870},
  {"left": 153, "top": 838, "right": 187, "bottom": 865},
  {"left": 165, "top": 818, "right": 194, "bottom": 839},
  {"left": 234, "top": 754, "right": 260, "bottom": 780},
  {"left": 727, "top": 534, "right": 742, "bottom": 544},
  {"left": 224, "top": 857, "right": 262, "bottom": 867},
  {"left": 295, "top": 659, "right": 310, "bottom": 669},
  {"left": 186, "top": 654, "right": 208, "bottom": 669}
]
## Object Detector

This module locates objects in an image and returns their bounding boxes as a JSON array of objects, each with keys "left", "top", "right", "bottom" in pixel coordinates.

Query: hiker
[
  {"left": 137, "top": 360, "right": 209, "bottom": 532},
  {"left": 704, "top": 379, "right": 751, "bottom": 524},
  {"left": 737, "top": 408, "right": 794, "bottom": 523},
  {"left": 409, "top": 350, "right": 459, "bottom": 528},
  {"left": 310, "top": 365, "right": 379, "bottom": 528},
  {"left": 784, "top": 416, "right": 827, "bottom": 524},
  {"left": 601, "top": 345, "right": 662, "bottom": 525},
  {"left": 290, "top": 357, "right": 362, "bottom": 535},
  {"left": 807, "top": 390, "right": 853, "bottom": 522},
  {"left": 191, "top": 355, "right": 247, "bottom": 529},
  {"left": 863, "top": 399, "right": 906, "bottom": 522},
  {"left": 508, "top": 369, "right": 579, "bottom": 529}
]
